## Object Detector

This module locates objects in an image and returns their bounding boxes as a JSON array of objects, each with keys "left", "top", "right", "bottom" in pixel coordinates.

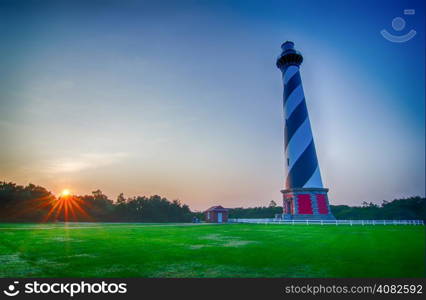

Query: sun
[
  {"left": 61, "top": 189, "right": 71, "bottom": 197},
  {"left": 44, "top": 188, "right": 90, "bottom": 222}
]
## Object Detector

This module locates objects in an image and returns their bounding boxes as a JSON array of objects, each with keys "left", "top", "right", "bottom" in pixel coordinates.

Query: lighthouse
[{"left": 276, "top": 41, "right": 335, "bottom": 220}]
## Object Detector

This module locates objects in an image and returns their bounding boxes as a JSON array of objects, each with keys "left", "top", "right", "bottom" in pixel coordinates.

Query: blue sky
[{"left": 0, "top": 0, "right": 424, "bottom": 210}]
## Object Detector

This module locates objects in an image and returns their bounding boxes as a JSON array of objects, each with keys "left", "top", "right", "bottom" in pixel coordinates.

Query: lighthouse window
[{"left": 287, "top": 158, "right": 289, "bottom": 166}]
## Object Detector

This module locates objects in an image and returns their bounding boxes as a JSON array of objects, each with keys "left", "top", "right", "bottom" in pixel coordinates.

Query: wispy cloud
[{"left": 44, "top": 152, "right": 129, "bottom": 174}]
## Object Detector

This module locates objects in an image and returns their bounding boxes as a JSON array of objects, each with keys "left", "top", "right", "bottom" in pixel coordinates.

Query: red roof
[{"left": 205, "top": 205, "right": 229, "bottom": 212}]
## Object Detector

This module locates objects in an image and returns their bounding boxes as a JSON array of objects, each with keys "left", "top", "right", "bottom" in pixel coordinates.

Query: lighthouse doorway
[{"left": 217, "top": 213, "right": 223, "bottom": 223}]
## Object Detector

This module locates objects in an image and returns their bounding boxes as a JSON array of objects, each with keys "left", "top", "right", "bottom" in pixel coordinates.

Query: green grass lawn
[{"left": 0, "top": 223, "right": 424, "bottom": 277}]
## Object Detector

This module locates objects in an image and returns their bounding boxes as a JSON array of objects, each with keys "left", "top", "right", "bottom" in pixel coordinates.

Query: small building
[{"left": 204, "top": 206, "right": 228, "bottom": 223}]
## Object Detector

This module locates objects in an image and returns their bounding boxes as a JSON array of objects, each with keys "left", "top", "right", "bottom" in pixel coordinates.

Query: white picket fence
[{"left": 228, "top": 218, "right": 425, "bottom": 225}]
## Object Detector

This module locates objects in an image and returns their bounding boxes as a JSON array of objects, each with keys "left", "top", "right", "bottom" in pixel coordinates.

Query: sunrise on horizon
[{"left": 1, "top": 1, "right": 424, "bottom": 212}]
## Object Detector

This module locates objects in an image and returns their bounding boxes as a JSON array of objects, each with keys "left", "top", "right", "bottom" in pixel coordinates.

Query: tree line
[
  {"left": 0, "top": 182, "right": 192, "bottom": 222},
  {"left": 331, "top": 197, "right": 425, "bottom": 221},
  {"left": 0, "top": 181, "right": 424, "bottom": 222},
  {"left": 227, "top": 197, "right": 425, "bottom": 221}
]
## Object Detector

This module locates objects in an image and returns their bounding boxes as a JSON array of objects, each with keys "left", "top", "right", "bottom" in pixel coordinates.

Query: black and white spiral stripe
[{"left": 282, "top": 65, "right": 323, "bottom": 189}]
